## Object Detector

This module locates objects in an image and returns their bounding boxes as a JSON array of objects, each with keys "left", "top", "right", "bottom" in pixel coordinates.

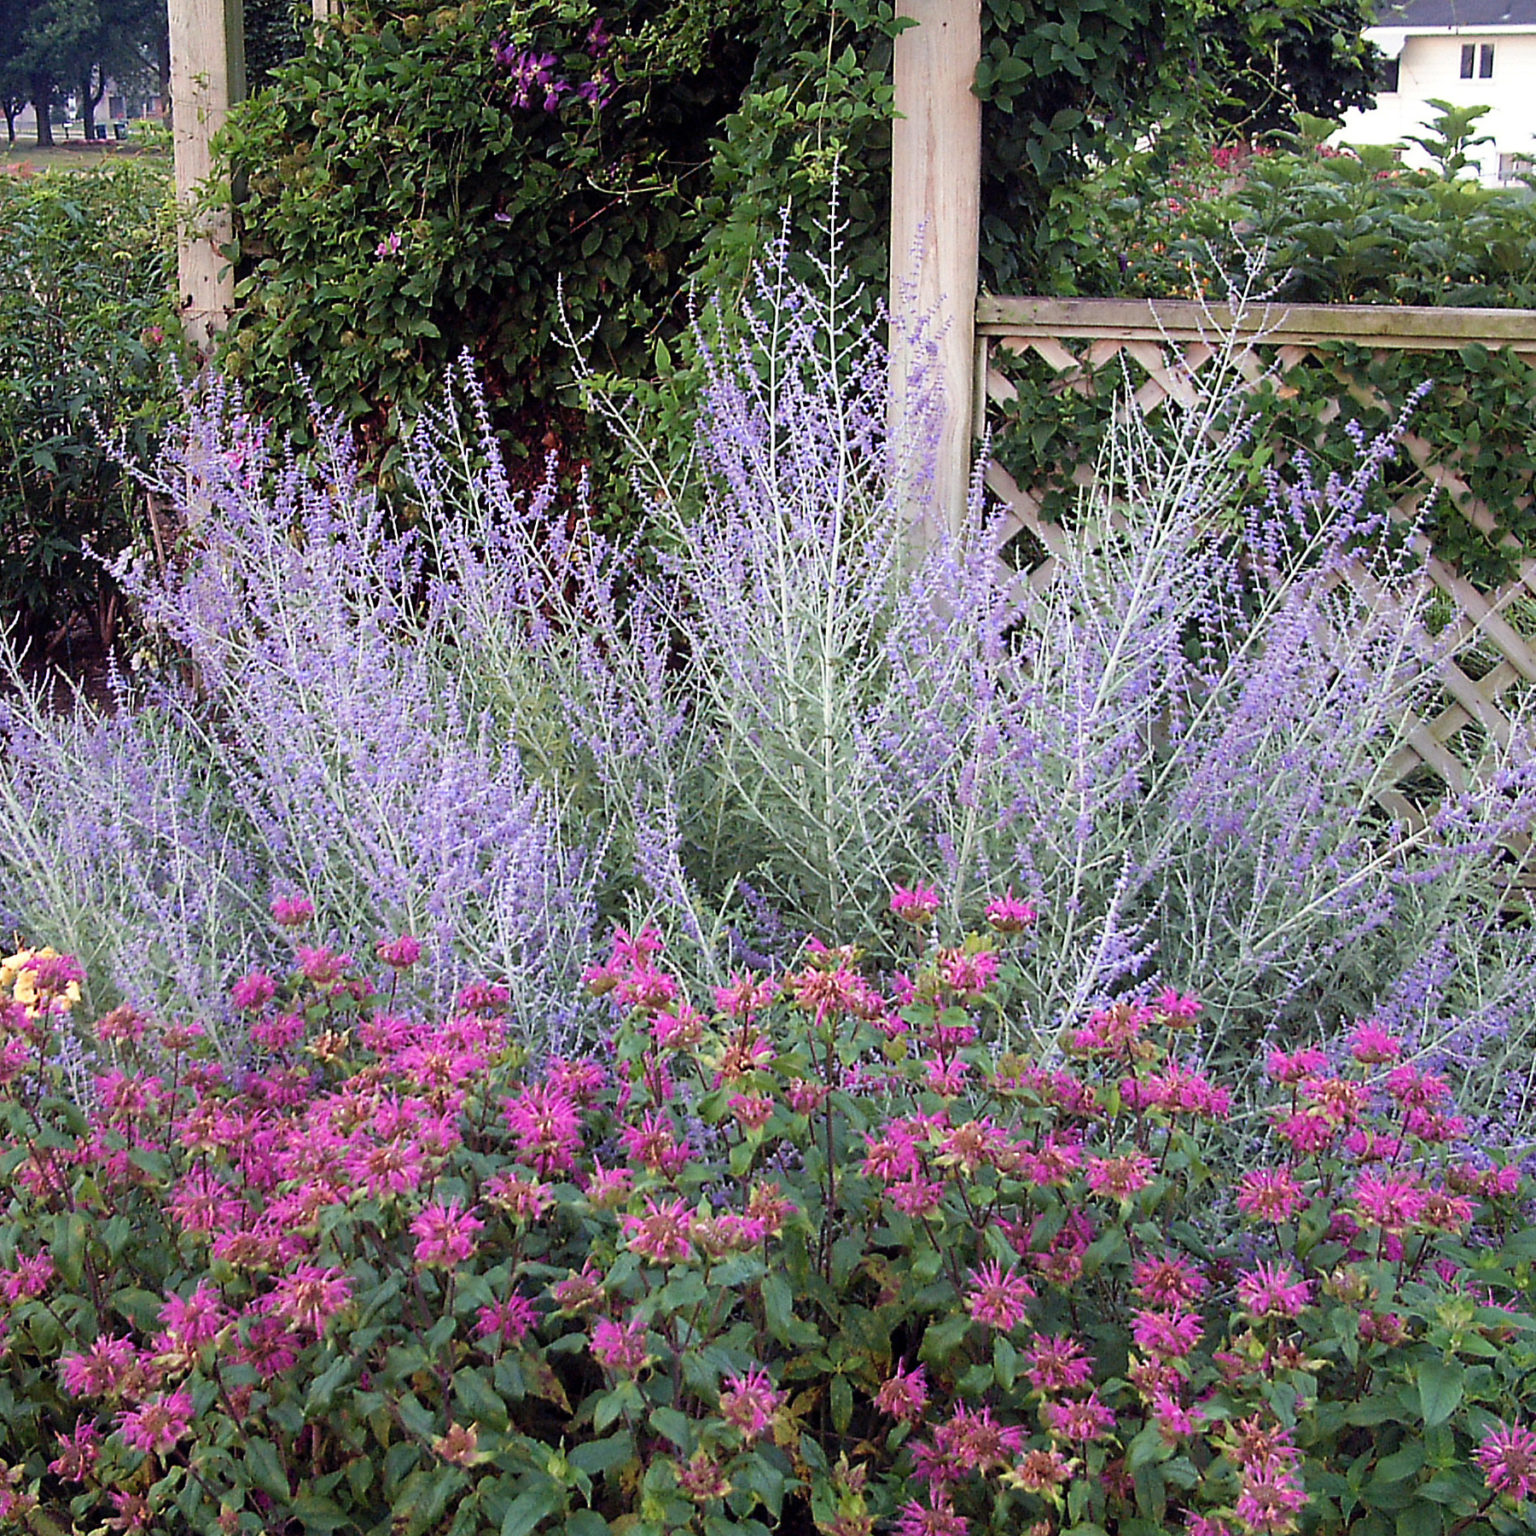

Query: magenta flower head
[
  {"left": 984, "top": 889, "right": 1037, "bottom": 933},
  {"left": 1347, "top": 1021, "right": 1403, "bottom": 1065},
  {"left": 376, "top": 933, "right": 422, "bottom": 970},
  {"left": 270, "top": 893, "right": 313, "bottom": 928},
  {"left": 719, "top": 1366, "right": 783, "bottom": 1441},
  {"left": 229, "top": 971, "right": 276, "bottom": 1012},
  {"left": 117, "top": 1391, "right": 192, "bottom": 1456},
  {"left": 410, "top": 1199, "right": 484, "bottom": 1267},
  {"left": 890, "top": 884, "right": 941, "bottom": 924},
  {"left": 269, "top": 1264, "right": 353, "bottom": 1334},
  {"left": 1236, "top": 1262, "right": 1311, "bottom": 1321},
  {"left": 22, "top": 952, "right": 85, "bottom": 995},
  {"left": 963, "top": 1259, "right": 1035, "bottom": 1332},
  {"left": 590, "top": 1314, "right": 649, "bottom": 1375},
  {"left": 1477, "top": 1420, "right": 1536, "bottom": 1502},
  {"left": 874, "top": 1360, "right": 929, "bottom": 1420}
]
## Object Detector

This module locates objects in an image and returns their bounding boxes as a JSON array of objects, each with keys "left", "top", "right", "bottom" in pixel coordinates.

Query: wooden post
[
  {"left": 889, "top": 0, "right": 982, "bottom": 543},
  {"left": 169, "top": 0, "right": 246, "bottom": 352}
]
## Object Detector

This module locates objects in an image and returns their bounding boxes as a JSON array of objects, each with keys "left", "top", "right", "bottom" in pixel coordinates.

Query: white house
[{"left": 1335, "top": 0, "right": 1536, "bottom": 184}]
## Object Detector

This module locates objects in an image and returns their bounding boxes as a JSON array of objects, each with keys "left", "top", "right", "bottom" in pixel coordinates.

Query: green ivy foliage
[{"left": 219, "top": 0, "right": 769, "bottom": 504}]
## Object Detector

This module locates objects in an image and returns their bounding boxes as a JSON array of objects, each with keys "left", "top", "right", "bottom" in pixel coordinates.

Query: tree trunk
[
  {"left": 2, "top": 102, "right": 16, "bottom": 146},
  {"left": 80, "top": 65, "right": 104, "bottom": 141},
  {"left": 157, "top": 32, "right": 172, "bottom": 125},
  {"left": 30, "top": 77, "right": 53, "bottom": 147}
]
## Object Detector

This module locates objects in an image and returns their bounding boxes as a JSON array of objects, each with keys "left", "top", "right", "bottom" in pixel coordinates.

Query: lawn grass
[{"left": 0, "top": 140, "right": 170, "bottom": 176}]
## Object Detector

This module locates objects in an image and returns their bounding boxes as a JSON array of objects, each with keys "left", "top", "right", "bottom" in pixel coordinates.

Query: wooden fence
[{"left": 973, "top": 296, "right": 1536, "bottom": 836}]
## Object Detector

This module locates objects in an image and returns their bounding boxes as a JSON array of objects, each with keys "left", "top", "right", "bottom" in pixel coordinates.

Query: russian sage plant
[{"left": 0, "top": 237, "right": 1534, "bottom": 1138}]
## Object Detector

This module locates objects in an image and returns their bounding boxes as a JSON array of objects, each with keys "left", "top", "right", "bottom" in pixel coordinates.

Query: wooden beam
[
  {"left": 169, "top": 0, "right": 246, "bottom": 353},
  {"left": 976, "top": 295, "right": 1536, "bottom": 351},
  {"left": 890, "top": 0, "right": 981, "bottom": 543}
]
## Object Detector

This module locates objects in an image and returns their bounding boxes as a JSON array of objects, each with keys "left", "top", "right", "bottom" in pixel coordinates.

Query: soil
[{"left": 6, "top": 619, "right": 120, "bottom": 717}]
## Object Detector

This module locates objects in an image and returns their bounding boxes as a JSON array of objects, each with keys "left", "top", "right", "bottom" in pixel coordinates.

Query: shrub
[
  {"left": 0, "top": 933, "right": 1530, "bottom": 1535},
  {"left": 0, "top": 160, "right": 179, "bottom": 646}
]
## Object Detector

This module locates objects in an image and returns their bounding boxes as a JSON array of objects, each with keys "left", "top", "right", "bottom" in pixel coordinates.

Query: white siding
[{"left": 1336, "top": 26, "right": 1536, "bottom": 183}]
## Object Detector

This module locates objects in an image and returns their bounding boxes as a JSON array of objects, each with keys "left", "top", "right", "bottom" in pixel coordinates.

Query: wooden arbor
[
  {"left": 169, "top": 0, "right": 985, "bottom": 522},
  {"left": 888, "top": 0, "right": 983, "bottom": 543}
]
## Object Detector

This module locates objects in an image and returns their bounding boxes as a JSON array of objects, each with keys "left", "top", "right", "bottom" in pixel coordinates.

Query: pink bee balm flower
[
  {"left": 1347, "top": 1021, "right": 1402, "bottom": 1064},
  {"left": 268, "top": 1264, "right": 353, "bottom": 1334},
  {"left": 0, "top": 1251, "right": 53, "bottom": 1302},
  {"left": 712, "top": 972, "right": 776, "bottom": 1021},
  {"left": 1132, "top": 1254, "right": 1208, "bottom": 1306},
  {"left": 158, "top": 1281, "right": 229, "bottom": 1346},
  {"left": 376, "top": 934, "right": 422, "bottom": 969},
  {"left": 48, "top": 1421, "right": 100, "bottom": 1481},
  {"left": 620, "top": 1196, "right": 695, "bottom": 1265},
  {"left": 1351, "top": 1169, "right": 1427, "bottom": 1235},
  {"left": 1041, "top": 1391, "right": 1117, "bottom": 1442},
  {"left": 1236, "top": 1167, "right": 1308, "bottom": 1223},
  {"left": 1265, "top": 1046, "right": 1328, "bottom": 1085},
  {"left": 1234, "top": 1456, "right": 1309, "bottom": 1534},
  {"left": 117, "top": 1391, "right": 192, "bottom": 1456},
  {"left": 410, "top": 1199, "right": 484, "bottom": 1266},
  {"left": 1023, "top": 1334, "right": 1094, "bottom": 1395},
  {"left": 984, "top": 890, "right": 1037, "bottom": 933},
  {"left": 590, "top": 1314, "right": 649, "bottom": 1375},
  {"left": 503, "top": 1081, "right": 583, "bottom": 1173},
  {"left": 59, "top": 1336, "right": 140, "bottom": 1398},
  {"left": 964, "top": 1259, "right": 1035, "bottom": 1332},
  {"left": 1131, "top": 1307, "right": 1203, "bottom": 1360},
  {"left": 719, "top": 1365, "right": 783, "bottom": 1440},
  {"left": 270, "top": 893, "right": 313, "bottom": 927},
  {"left": 890, "top": 884, "right": 941, "bottom": 924},
  {"left": 893, "top": 1499, "right": 968, "bottom": 1536},
  {"left": 1085, "top": 1152, "right": 1156, "bottom": 1200},
  {"left": 937, "top": 947, "right": 998, "bottom": 995},
  {"left": 653, "top": 1003, "right": 705, "bottom": 1051},
  {"left": 728, "top": 1093, "right": 775, "bottom": 1132},
  {"left": 1236, "top": 1262, "right": 1311, "bottom": 1320},
  {"left": 295, "top": 946, "right": 350, "bottom": 987},
  {"left": 475, "top": 1293, "right": 539, "bottom": 1344},
  {"left": 1152, "top": 985, "right": 1201, "bottom": 1023},
  {"left": 1009, "top": 1446, "right": 1073, "bottom": 1491},
  {"left": 1476, "top": 1419, "right": 1536, "bottom": 1502},
  {"left": 230, "top": 971, "right": 276, "bottom": 1011},
  {"left": 874, "top": 1360, "right": 929, "bottom": 1419}
]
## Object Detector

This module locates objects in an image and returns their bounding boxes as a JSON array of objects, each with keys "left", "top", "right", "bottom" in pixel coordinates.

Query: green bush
[
  {"left": 0, "top": 933, "right": 1531, "bottom": 1535},
  {"left": 0, "top": 161, "right": 179, "bottom": 647}
]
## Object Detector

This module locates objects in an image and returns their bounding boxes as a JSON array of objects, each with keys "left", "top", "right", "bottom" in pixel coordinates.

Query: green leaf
[
  {"left": 1395, "top": 1504, "right": 1443, "bottom": 1536},
  {"left": 242, "top": 1438, "right": 290, "bottom": 1502},
  {"left": 112, "top": 1288, "right": 166, "bottom": 1332},
  {"left": 501, "top": 1477, "right": 563, "bottom": 1536},
  {"left": 452, "top": 1367, "right": 510, "bottom": 1430},
  {"left": 649, "top": 1407, "right": 692, "bottom": 1449},
  {"left": 1417, "top": 1360, "right": 1463, "bottom": 1427},
  {"left": 290, "top": 1494, "right": 351, "bottom": 1532},
  {"left": 569, "top": 1433, "right": 635, "bottom": 1479}
]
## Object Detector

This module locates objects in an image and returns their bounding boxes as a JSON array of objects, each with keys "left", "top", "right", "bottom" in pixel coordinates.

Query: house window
[
  {"left": 1462, "top": 43, "right": 1475, "bottom": 77},
  {"left": 1480, "top": 43, "right": 1495, "bottom": 77},
  {"left": 1379, "top": 56, "right": 1400, "bottom": 93},
  {"left": 1499, "top": 152, "right": 1532, "bottom": 182}
]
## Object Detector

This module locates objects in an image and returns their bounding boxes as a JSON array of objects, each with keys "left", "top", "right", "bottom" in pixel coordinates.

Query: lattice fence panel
[{"left": 975, "top": 297, "right": 1536, "bottom": 846}]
